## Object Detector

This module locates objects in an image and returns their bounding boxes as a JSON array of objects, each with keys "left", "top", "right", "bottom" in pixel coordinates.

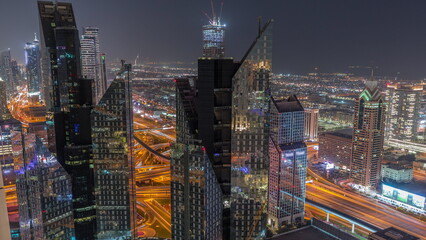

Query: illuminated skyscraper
[
  {"left": 0, "top": 163, "right": 11, "bottom": 240},
  {"left": 81, "top": 27, "right": 104, "bottom": 103},
  {"left": 351, "top": 80, "right": 386, "bottom": 190},
  {"left": 0, "top": 79, "right": 12, "bottom": 121},
  {"left": 0, "top": 49, "right": 14, "bottom": 95},
  {"left": 92, "top": 64, "right": 136, "bottom": 239},
  {"left": 304, "top": 108, "right": 319, "bottom": 141},
  {"left": 268, "top": 96, "right": 307, "bottom": 229},
  {"left": 99, "top": 53, "right": 108, "bottom": 95},
  {"left": 38, "top": 2, "right": 96, "bottom": 239},
  {"left": 172, "top": 20, "right": 273, "bottom": 240},
  {"left": 202, "top": 19, "right": 225, "bottom": 58},
  {"left": 384, "top": 83, "right": 422, "bottom": 142},
  {"left": 24, "top": 34, "right": 42, "bottom": 95}
]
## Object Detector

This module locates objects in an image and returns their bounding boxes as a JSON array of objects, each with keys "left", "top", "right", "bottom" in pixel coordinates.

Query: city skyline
[{"left": 2, "top": 0, "right": 426, "bottom": 79}]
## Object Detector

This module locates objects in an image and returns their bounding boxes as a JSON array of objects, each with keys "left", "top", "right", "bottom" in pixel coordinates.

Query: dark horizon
[{"left": 2, "top": 0, "right": 426, "bottom": 79}]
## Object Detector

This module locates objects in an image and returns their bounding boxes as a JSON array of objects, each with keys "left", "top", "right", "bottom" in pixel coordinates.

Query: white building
[{"left": 381, "top": 164, "right": 413, "bottom": 183}]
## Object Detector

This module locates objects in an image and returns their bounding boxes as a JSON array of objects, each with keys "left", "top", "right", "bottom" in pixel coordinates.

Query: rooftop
[
  {"left": 272, "top": 95, "right": 304, "bottom": 113},
  {"left": 271, "top": 225, "right": 337, "bottom": 240},
  {"left": 369, "top": 227, "right": 420, "bottom": 240}
]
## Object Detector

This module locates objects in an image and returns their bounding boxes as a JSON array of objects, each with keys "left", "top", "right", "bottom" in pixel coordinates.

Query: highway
[{"left": 307, "top": 170, "right": 426, "bottom": 239}]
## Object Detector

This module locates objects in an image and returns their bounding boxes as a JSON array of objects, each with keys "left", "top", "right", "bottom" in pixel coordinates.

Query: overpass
[
  {"left": 306, "top": 198, "right": 382, "bottom": 233},
  {"left": 133, "top": 135, "right": 171, "bottom": 162}
]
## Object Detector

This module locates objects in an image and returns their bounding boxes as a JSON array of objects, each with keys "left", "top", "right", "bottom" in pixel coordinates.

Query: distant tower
[
  {"left": 25, "top": 33, "right": 42, "bottom": 95},
  {"left": 0, "top": 79, "right": 11, "bottom": 120},
  {"left": 81, "top": 27, "right": 103, "bottom": 103},
  {"left": 0, "top": 49, "right": 14, "bottom": 96},
  {"left": 202, "top": 2, "right": 225, "bottom": 58},
  {"left": 268, "top": 95, "right": 307, "bottom": 228},
  {"left": 384, "top": 83, "right": 422, "bottom": 142},
  {"left": 351, "top": 78, "right": 386, "bottom": 190}
]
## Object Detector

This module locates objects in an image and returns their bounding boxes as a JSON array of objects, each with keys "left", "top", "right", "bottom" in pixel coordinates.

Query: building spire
[{"left": 34, "top": 32, "right": 38, "bottom": 42}]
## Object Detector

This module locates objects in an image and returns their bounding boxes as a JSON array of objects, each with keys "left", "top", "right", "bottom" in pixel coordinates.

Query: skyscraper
[
  {"left": 172, "top": 20, "right": 273, "bottom": 240},
  {"left": 24, "top": 34, "right": 42, "bottom": 95},
  {"left": 384, "top": 83, "right": 422, "bottom": 142},
  {"left": 81, "top": 27, "right": 104, "bottom": 103},
  {"left": 0, "top": 164, "right": 11, "bottom": 240},
  {"left": 38, "top": 2, "right": 96, "bottom": 239},
  {"left": 92, "top": 64, "right": 136, "bottom": 239},
  {"left": 99, "top": 53, "right": 108, "bottom": 95},
  {"left": 15, "top": 123, "right": 75, "bottom": 240},
  {"left": 202, "top": 18, "right": 225, "bottom": 58},
  {"left": 268, "top": 96, "right": 307, "bottom": 229},
  {"left": 351, "top": 80, "right": 386, "bottom": 190},
  {"left": 0, "top": 79, "right": 12, "bottom": 121},
  {"left": 0, "top": 49, "right": 14, "bottom": 95},
  {"left": 304, "top": 108, "right": 319, "bottom": 141}
]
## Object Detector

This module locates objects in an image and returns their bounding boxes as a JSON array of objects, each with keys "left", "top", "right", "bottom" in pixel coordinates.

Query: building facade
[
  {"left": 24, "top": 34, "right": 42, "bottom": 95},
  {"left": 202, "top": 19, "right": 225, "bottom": 58},
  {"left": 381, "top": 164, "right": 413, "bottom": 183},
  {"left": 351, "top": 80, "right": 386, "bottom": 190},
  {"left": 319, "top": 129, "right": 352, "bottom": 170},
  {"left": 384, "top": 84, "right": 422, "bottom": 142},
  {"left": 268, "top": 96, "right": 307, "bottom": 229},
  {"left": 92, "top": 74, "right": 136, "bottom": 239},
  {"left": 304, "top": 108, "right": 319, "bottom": 141}
]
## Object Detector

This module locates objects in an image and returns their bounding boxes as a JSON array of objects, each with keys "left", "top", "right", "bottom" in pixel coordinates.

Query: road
[{"left": 307, "top": 170, "right": 426, "bottom": 239}]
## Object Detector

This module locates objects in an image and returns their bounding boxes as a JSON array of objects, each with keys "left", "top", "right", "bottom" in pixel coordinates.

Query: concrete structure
[
  {"left": 304, "top": 108, "right": 319, "bottom": 141},
  {"left": 381, "top": 164, "right": 413, "bottom": 183},
  {"left": 268, "top": 96, "right": 307, "bottom": 228},
  {"left": 351, "top": 79, "right": 386, "bottom": 190},
  {"left": 319, "top": 129, "right": 352, "bottom": 170}
]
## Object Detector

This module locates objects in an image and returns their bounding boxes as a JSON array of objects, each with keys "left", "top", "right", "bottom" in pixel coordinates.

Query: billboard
[{"left": 382, "top": 184, "right": 425, "bottom": 209}]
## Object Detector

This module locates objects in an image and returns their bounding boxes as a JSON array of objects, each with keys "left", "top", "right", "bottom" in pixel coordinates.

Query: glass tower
[
  {"left": 230, "top": 20, "right": 272, "bottom": 240},
  {"left": 0, "top": 49, "right": 14, "bottom": 96},
  {"left": 268, "top": 96, "right": 307, "bottom": 229},
  {"left": 38, "top": 2, "right": 96, "bottom": 239},
  {"left": 24, "top": 34, "right": 42, "bottom": 95},
  {"left": 202, "top": 21, "right": 225, "bottom": 58},
  {"left": 0, "top": 79, "right": 12, "bottom": 121},
  {"left": 351, "top": 80, "right": 386, "bottom": 190},
  {"left": 81, "top": 27, "right": 103, "bottom": 103},
  {"left": 92, "top": 73, "right": 136, "bottom": 239}
]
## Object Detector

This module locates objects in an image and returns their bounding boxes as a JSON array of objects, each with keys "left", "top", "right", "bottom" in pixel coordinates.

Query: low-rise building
[
  {"left": 369, "top": 227, "right": 420, "bottom": 240},
  {"left": 381, "top": 164, "right": 413, "bottom": 183},
  {"left": 318, "top": 128, "right": 352, "bottom": 170}
]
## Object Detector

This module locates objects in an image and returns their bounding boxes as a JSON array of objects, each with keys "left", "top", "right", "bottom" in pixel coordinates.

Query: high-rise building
[
  {"left": 15, "top": 123, "right": 75, "bottom": 240},
  {"left": 0, "top": 79, "right": 12, "bottom": 120},
  {"left": 24, "top": 34, "right": 42, "bottom": 95},
  {"left": 38, "top": 2, "right": 96, "bottom": 239},
  {"left": 202, "top": 18, "right": 225, "bottom": 58},
  {"left": 384, "top": 83, "right": 422, "bottom": 142},
  {"left": 351, "top": 80, "right": 386, "bottom": 190},
  {"left": 268, "top": 96, "right": 307, "bottom": 229},
  {"left": 92, "top": 65, "right": 136, "bottom": 239},
  {"left": 172, "top": 20, "right": 273, "bottom": 240},
  {"left": 230, "top": 20, "right": 272, "bottom": 240},
  {"left": 304, "top": 108, "right": 319, "bottom": 141},
  {"left": 0, "top": 122, "right": 12, "bottom": 240},
  {"left": 81, "top": 27, "right": 104, "bottom": 103},
  {"left": 0, "top": 49, "right": 14, "bottom": 95}
]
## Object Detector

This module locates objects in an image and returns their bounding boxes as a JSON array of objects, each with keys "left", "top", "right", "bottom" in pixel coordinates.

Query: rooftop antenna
[
  {"left": 210, "top": 0, "right": 217, "bottom": 24},
  {"left": 218, "top": 2, "right": 224, "bottom": 24}
]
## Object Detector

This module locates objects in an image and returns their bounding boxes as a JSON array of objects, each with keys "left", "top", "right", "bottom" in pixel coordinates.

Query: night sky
[{"left": 1, "top": 0, "right": 426, "bottom": 79}]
